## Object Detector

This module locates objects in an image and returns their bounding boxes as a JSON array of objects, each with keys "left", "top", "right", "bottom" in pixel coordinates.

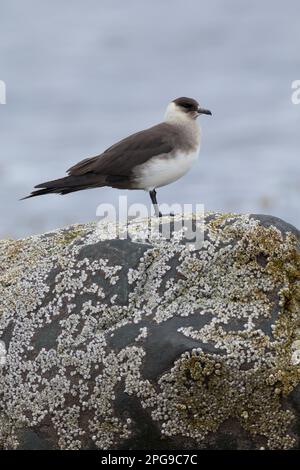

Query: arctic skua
[{"left": 23, "top": 97, "right": 212, "bottom": 216}]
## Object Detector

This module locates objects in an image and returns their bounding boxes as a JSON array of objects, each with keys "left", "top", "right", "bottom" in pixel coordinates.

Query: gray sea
[{"left": 1, "top": 0, "right": 299, "bottom": 239}]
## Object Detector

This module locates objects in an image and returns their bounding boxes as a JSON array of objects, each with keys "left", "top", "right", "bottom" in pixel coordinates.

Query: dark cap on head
[
  {"left": 173, "top": 97, "right": 199, "bottom": 112},
  {"left": 173, "top": 97, "right": 212, "bottom": 116}
]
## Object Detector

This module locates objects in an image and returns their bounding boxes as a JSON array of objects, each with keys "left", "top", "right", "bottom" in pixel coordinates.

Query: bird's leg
[{"left": 149, "top": 189, "right": 162, "bottom": 217}]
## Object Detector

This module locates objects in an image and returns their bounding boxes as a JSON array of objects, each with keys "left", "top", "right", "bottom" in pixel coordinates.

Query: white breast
[{"left": 134, "top": 148, "right": 200, "bottom": 191}]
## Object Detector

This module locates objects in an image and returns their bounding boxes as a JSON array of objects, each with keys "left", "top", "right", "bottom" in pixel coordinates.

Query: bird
[{"left": 22, "top": 97, "right": 212, "bottom": 217}]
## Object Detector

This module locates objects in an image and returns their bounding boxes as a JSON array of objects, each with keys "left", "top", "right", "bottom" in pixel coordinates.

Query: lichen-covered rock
[{"left": 0, "top": 213, "right": 300, "bottom": 450}]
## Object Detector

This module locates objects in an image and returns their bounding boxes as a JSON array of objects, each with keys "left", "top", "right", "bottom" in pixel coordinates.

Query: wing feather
[{"left": 68, "top": 123, "right": 176, "bottom": 177}]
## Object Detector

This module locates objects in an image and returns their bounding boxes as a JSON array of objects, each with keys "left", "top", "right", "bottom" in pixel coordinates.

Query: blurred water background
[{"left": 0, "top": 0, "right": 299, "bottom": 239}]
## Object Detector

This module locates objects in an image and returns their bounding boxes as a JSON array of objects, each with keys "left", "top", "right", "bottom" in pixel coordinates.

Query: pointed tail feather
[{"left": 21, "top": 175, "right": 106, "bottom": 200}]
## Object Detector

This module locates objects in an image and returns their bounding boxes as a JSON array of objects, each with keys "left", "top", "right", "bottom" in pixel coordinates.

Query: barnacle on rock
[{"left": 0, "top": 213, "right": 299, "bottom": 449}]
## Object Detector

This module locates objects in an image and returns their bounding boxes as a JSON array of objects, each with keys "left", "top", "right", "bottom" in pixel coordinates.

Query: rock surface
[{"left": 0, "top": 212, "right": 300, "bottom": 450}]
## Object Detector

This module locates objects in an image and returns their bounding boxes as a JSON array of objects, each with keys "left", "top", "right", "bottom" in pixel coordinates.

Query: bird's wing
[{"left": 67, "top": 123, "right": 177, "bottom": 177}]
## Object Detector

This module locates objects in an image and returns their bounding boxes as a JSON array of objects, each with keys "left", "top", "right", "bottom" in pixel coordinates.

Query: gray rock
[{"left": 0, "top": 212, "right": 300, "bottom": 450}]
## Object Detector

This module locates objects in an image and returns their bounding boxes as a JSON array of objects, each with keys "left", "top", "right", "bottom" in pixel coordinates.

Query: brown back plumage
[{"left": 67, "top": 123, "right": 177, "bottom": 176}]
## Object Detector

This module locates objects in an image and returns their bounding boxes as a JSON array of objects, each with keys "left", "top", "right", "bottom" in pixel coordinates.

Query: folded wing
[
  {"left": 22, "top": 123, "right": 177, "bottom": 199},
  {"left": 68, "top": 123, "right": 176, "bottom": 177}
]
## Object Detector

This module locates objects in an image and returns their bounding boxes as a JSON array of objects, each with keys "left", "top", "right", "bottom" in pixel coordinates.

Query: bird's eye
[{"left": 181, "top": 103, "right": 191, "bottom": 109}]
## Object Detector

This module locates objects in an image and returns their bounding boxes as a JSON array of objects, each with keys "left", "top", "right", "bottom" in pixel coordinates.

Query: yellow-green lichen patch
[
  {"left": 56, "top": 225, "right": 86, "bottom": 247},
  {"left": 145, "top": 351, "right": 295, "bottom": 449}
]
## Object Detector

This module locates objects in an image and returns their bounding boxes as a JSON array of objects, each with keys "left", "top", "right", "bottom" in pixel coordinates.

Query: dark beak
[{"left": 198, "top": 107, "right": 212, "bottom": 116}]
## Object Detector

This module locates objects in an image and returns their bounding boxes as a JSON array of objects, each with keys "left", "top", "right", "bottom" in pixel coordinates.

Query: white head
[{"left": 164, "top": 97, "right": 212, "bottom": 124}]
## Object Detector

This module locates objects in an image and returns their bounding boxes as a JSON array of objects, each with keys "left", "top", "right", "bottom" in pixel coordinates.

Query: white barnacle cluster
[
  {"left": 0, "top": 340, "right": 6, "bottom": 366},
  {"left": 291, "top": 337, "right": 300, "bottom": 365},
  {"left": 0, "top": 213, "right": 299, "bottom": 450},
  {"left": 135, "top": 327, "right": 148, "bottom": 343}
]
